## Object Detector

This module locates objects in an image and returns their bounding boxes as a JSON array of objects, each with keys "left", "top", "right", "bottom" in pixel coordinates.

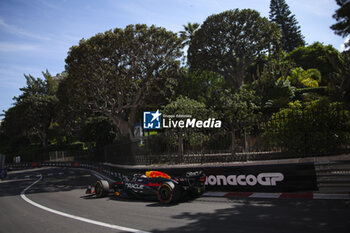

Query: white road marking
[
  {"left": 20, "top": 175, "right": 149, "bottom": 233},
  {"left": 25, "top": 176, "right": 30, "bottom": 178},
  {"left": 202, "top": 191, "right": 226, "bottom": 197},
  {"left": 313, "top": 193, "right": 350, "bottom": 200},
  {"left": 203, "top": 192, "right": 350, "bottom": 200},
  {"left": 0, "top": 178, "right": 30, "bottom": 184},
  {"left": 250, "top": 193, "right": 281, "bottom": 198},
  {"left": 58, "top": 172, "right": 64, "bottom": 175},
  {"left": 47, "top": 173, "right": 53, "bottom": 176}
]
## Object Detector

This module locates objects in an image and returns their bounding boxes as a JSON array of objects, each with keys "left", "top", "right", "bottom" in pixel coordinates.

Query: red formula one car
[{"left": 86, "top": 170, "right": 206, "bottom": 204}]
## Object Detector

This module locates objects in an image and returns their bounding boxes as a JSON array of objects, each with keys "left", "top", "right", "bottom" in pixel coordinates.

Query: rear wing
[{"left": 186, "top": 171, "right": 204, "bottom": 178}]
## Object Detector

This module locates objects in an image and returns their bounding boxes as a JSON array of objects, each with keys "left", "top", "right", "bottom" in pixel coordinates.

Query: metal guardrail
[
  {"left": 133, "top": 151, "right": 345, "bottom": 165},
  {"left": 0, "top": 154, "right": 7, "bottom": 179},
  {"left": 315, "top": 160, "right": 350, "bottom": 193}
]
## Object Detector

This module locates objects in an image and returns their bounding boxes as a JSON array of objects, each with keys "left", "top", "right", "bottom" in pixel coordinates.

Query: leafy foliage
[
  {"left": 176, "top": 70, "right": 226, "bottom": 108},
  {"left": 338, "top": 51, "right": 350, "bottom": 105},
  {"left": 251, "top": 59, "right": 295, "bottom": 112},
  {"left": 283, "top": 67, "right": 321, "bottom": 88},
  {"left": 78, "top": 116, "right": 116, "bottom": 148},
  {"left": 219, "top": 87, "right": 261, "bottom": 129},
  {"left": 288, "top": 42, "right": 344, "bottom": 86},
  {"left": 261, "top": 79, "right": 295, "bottom": 111},
  {"left": 264, "top": 98, "right": 350, "bottom": 155}
]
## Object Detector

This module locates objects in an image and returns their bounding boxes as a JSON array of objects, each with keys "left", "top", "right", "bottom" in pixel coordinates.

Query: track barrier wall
[{"left": 5, "top": 160, "right": 325, "bottom": 193}]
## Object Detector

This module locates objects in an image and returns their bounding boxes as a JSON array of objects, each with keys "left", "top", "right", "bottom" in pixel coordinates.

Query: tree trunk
[
  {"left": 178, "top": 130, "right": 184, "bottom": 163},
  {"left": 118, "top": 119, "right": 130, "bottom": 137},
  {"left": 231, "top": 128, "right": 236, "bottom": 156},
  {"left": 42, "top": 130, "right": 48, "bottom": 148},
  {"left": 234, "top": 67, "right": 245, "bottom": 89},
  {"left": 112, "top": 117, "right": 135, "bottom": 140},
  {"left": 39, "top": 125, "right": 48, "bottom": 149}
]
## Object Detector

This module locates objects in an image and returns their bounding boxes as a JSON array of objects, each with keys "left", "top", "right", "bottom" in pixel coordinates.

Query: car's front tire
[{"left": 94, "top": 180, "right": 109, "bottom": 198}]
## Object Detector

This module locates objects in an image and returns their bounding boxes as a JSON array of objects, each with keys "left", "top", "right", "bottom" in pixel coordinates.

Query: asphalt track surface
[{"left": 1, "top": 168, "right": 350, "bottom": 233}]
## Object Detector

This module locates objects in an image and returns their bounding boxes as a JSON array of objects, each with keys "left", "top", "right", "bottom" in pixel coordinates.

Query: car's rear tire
[
  {"left": 95, "top": 180, "right": 109, "bottom": 198},
  {"left": 157, "top": 181, "right": 180, "bottom": 204}
]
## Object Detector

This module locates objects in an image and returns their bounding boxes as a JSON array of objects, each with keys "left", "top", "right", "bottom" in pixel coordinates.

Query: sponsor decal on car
[{"left": 125, "top": 183, "right": 144, "bottom": 189}]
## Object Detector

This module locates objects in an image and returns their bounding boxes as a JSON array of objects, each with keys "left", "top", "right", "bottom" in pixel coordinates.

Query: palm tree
[{"left": 179, "top": 22, "right": 200, "bottom": 46}]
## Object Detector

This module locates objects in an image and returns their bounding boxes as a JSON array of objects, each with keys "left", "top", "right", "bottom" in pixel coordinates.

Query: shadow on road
[{"left": 150, "top": 198, "right": 350, "bottom": 233}]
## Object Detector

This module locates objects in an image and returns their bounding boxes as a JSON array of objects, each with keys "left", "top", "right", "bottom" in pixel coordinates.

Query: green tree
[
  {"left": 13, "top": 71, "right": 58, "bottom": 148},
  {"left": 288, "top": 42, "right": 344, "bottom": 86},
  {"left": 331, "top": 0, "right": 350, "bottom": 48},
  {"left": 339, "top": 51, "right": 350, "bottom": 105},
  {"left": 162, "top": 96, "right": 209, "bottom": 161},
  {"left": 188, "top": 9, "right": 281, "bottom": 90},
  {"left": 65, "top": 24, "right": 183, "bottom": 139},
  {"left": 269, "top": 0, "right": 305, "bottom": 52},
  {"left": 326, "top": 50, "right": 350, "bottom": 105},
  {"left": 218, "top": 87, "right": 260, "bottom": 156},
  {"left": 2, "top": 102, "right": 31, "bottom": 154},
  {"left": 2, "top": 71, "right": 59, "bottom": 160}
]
